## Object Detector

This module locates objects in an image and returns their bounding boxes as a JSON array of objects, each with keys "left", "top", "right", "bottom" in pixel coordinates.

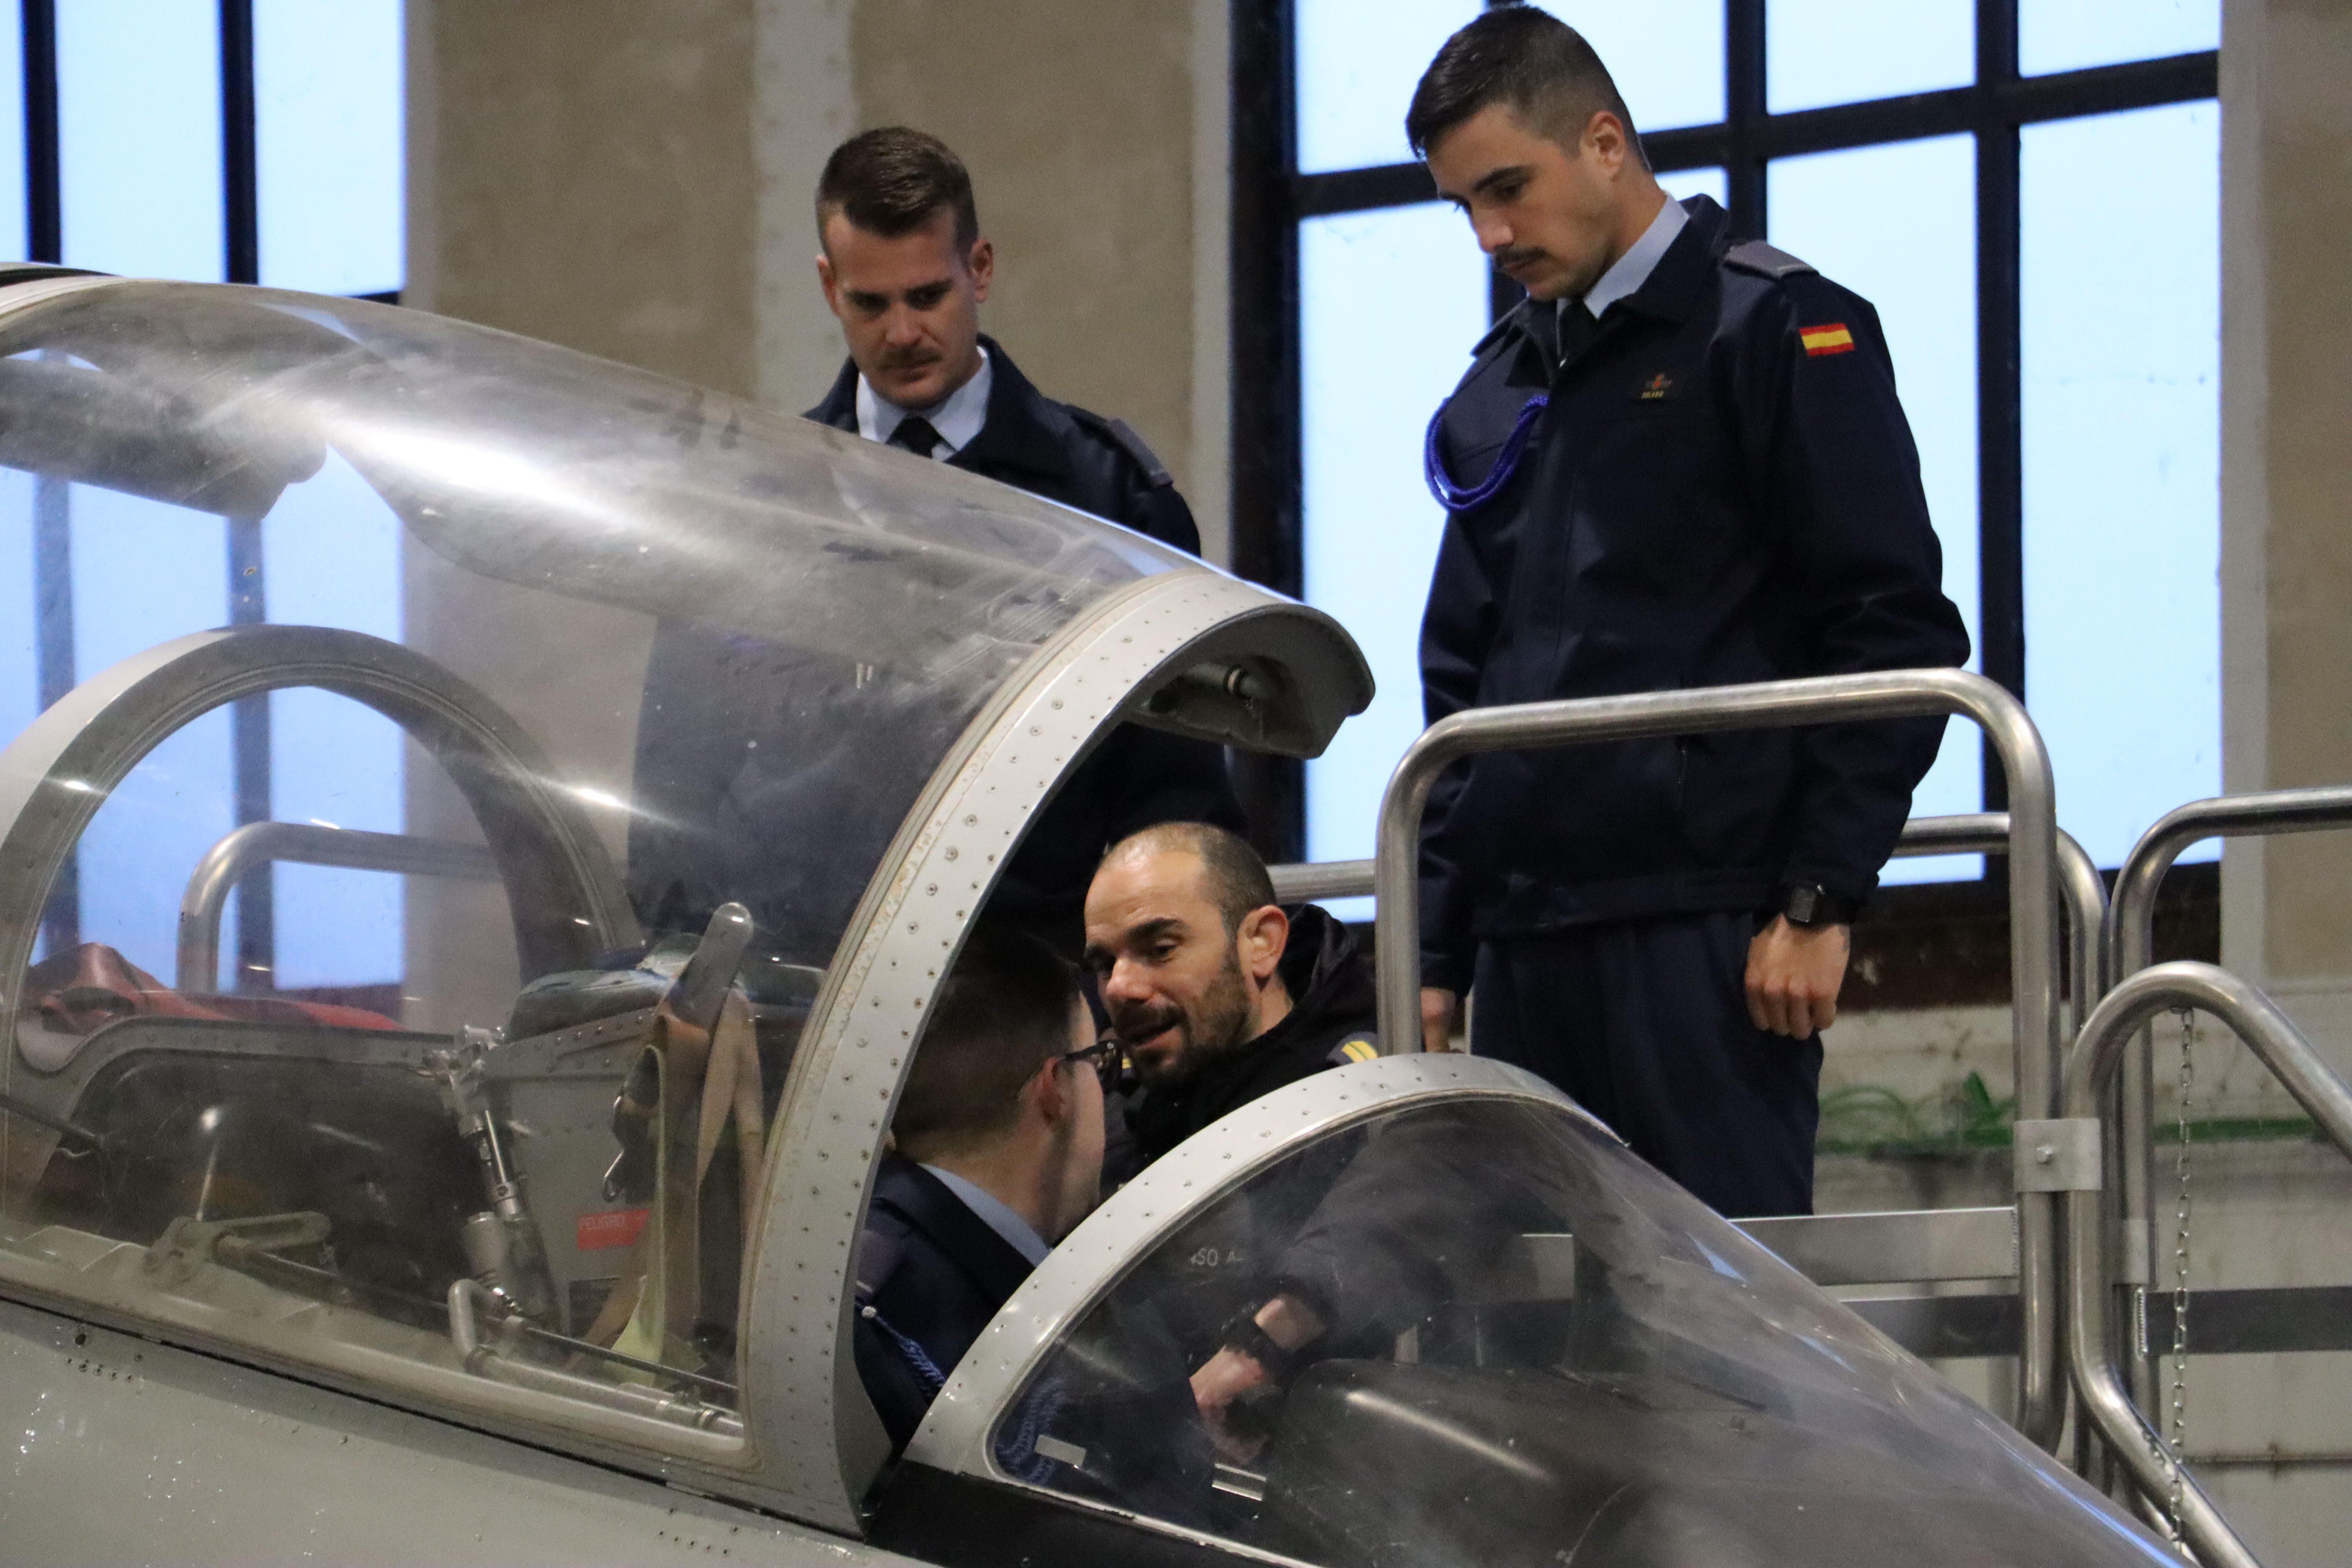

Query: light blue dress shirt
[
  {"left": 919, "top": 1161, "right": 1049, "bottom": 1266},
  {"left": 1571, "top": 194, "right": 1690, "bottom": 321},
  {"left": 855, "top": 345, "right": 993, "bottom": 459}
]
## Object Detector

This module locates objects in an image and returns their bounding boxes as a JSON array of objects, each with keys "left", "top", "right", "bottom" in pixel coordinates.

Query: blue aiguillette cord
[{"left": 1424, "top": 392, "right": 1549, "bottom": 512}]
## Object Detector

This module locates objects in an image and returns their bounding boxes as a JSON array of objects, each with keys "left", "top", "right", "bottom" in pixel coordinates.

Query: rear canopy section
[
  {"left": 896, "top": 1055, "right": 2178, "bottom": 1567},
  {"left": 0, "top": 274, "right": 1368, "bottom": 1526}
]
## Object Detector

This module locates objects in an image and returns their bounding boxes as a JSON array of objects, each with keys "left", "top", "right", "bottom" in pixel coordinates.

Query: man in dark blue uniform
[
  {"left": 628, "top": 128, "right": 1241, "bottom": 960},
  {"left": 1406, "top": 11, "right": 1969, "bottom": 1218},
  {"left": 852, "top": 924, "right": 1108, "bottom": 1455}
]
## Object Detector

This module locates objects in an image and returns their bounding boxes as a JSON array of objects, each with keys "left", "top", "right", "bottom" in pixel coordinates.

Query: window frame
[{"left": 9, "top": 0, "right": 401, "bottom": 985}]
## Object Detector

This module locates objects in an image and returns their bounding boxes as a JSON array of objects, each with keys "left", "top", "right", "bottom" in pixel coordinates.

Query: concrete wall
[
  {"left": 2201, "top": 6, "right": 2352, "bottom": 1556},
  {"left": 2222, "top": 0, "right": 2352, "bottom": 992},
  {"left": 407, "top": 0, "right": 759, "bottom": 395}
]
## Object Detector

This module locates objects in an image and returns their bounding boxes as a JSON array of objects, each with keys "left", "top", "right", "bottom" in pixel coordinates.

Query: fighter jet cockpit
[
  {"left": 0, "top": 269, "right": 2173, "bottom": 1564},
  {"left": 895, "top": 1056, "right": 2174, "bottom": 1566}
]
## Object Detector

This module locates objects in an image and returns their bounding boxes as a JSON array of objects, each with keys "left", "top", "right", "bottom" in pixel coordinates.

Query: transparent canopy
[
  {"left": 0, "top": 274, "right": 1363, "bottom": 1494},
  {"left": 924, "top": 1078, "right": 2170, "bottom": 1566}
]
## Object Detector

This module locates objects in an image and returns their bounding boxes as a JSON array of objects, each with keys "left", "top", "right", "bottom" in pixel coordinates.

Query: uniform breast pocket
[
  {"left": 1575, "top": 408, "right": 1741, "bottom": 586},
  {"left": 1583, "top": 403, "right": 1714, "bottom": 484},
  {"left": 1597, "top": 394, "right": 1699, "bottom": 430}
]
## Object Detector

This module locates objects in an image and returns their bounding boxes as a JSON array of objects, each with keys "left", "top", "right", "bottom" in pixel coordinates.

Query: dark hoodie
[{"left": 1113, "top": 904, "right": 1377, "bottom": 1183}]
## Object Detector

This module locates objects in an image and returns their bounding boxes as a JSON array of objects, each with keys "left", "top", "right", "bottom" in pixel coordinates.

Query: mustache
[
  {"left": 1492, "top": 246, "right": 1548, "bottom": 273},
  {"left": 876, "top": 347, "right": 942, "bottom": 371}
]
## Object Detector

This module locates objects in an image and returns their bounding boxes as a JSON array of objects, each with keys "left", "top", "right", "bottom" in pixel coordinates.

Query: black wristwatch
[
  {"left": 1220, "top": 1305, "right": 1303, "bottom": 1385},
  {"left": 1776, "top": 881, "right": 1861, "bottom": 928}
]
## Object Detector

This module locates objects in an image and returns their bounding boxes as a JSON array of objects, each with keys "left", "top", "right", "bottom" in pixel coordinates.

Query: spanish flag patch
[{"left": 1800, "top": 323, "right": 1856, "bottom": 357}]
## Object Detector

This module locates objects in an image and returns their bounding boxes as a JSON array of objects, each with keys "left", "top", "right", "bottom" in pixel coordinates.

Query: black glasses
[{"left": 1054, "top": 1036, "right": 1124, "bottom": 1092}]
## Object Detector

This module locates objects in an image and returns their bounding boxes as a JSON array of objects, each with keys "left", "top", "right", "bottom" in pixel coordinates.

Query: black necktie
[
  {"left": 891, "top": 416, "right": 944, "bottom": 459},
  {"left": 1557, "top": 300, "right": 1598, "bottom": 365}
]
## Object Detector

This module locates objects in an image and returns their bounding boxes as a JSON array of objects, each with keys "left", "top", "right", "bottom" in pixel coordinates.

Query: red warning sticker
[{"left": 577, "top": 1207, "right": 650, "bottom": 1251}]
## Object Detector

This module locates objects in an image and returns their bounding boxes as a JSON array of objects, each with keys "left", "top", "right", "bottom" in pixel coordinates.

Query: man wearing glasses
[{"left": 851, "top": 924, "right": 1113, "bottom": 1456}]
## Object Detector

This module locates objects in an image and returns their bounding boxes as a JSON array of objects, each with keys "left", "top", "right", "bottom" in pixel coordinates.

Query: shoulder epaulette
[
  {"left": 1070, "top": 407, "right": 1172, "bottom": 488},
  {"left": 1724, "top": 239, "right": 1817, "bottom": 280},
  {"left": 1327, "top": 1033, "right": 1381, "bottom": 1067}
]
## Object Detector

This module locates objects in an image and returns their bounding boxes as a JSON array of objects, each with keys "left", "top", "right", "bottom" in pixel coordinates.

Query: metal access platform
[{"left": 1267, "top": 668, "right": 2352, "bottom": 1568}]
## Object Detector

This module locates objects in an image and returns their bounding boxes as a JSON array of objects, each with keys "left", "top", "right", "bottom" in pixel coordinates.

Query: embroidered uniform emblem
[
  {"left": 1638, "top": 372, "right": 1673, "bottom": 401},
  {"left": 1800, "top": 323, "right": 1856, "bottom": 357}
]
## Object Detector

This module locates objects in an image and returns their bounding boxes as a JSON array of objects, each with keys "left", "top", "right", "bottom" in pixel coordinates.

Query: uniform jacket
[
  {"left": 807, "top": 338, "right": 1245, "bottom": 953},
  {"left": 1116, "top": 904, "right": 1379, "bottom": 1182},
  {"left": 624, "top": 339, "right": 1245, "bottom": 963},
  {"left": 1418, "top": 195, "right": 1970, "bottom": 992},
  {"left": 851, "top": 1154, "right": 1037, "bottom": 1455}
]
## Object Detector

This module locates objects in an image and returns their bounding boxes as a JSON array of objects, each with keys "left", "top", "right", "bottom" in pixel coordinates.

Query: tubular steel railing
[
  {"left": 2101, "top": 786, "right": 2352, "bottom": 1431},
  {"left": 176, "top": 820, "right": 499, "bottom": 993},
  {"left": 1265, "top": 858, "right": 1374, "bottom": 906},
  {"left": 2064, "top": 962, "right": 2352, "bottom": 1568},
  {"left": 1366, "top": 668, "right": 2068, "bottom": 1450},
  {"left": 1272, "top": 812, "right": 2106, "bottom": 1025}
]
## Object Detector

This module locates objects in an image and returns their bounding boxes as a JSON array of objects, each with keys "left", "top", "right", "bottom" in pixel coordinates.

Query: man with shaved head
[{"left": 1083, "top": 822, "right": 1377, "bottom": 1181}]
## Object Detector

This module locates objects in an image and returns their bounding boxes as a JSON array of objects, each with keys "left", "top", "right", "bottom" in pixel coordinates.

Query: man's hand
[
  {"left": 1191, "top": 1294, "right": 1325, "bottom": 1464},
  {"left": 1190, "top": 1345, "right": 1274, "bottom": 1464},
  {"left": 1420, "top": 987, "right": 1459, "bottom": 1053},
  {"left": 1745, "top": 916, "right": 1850, "bottom": 1038}
]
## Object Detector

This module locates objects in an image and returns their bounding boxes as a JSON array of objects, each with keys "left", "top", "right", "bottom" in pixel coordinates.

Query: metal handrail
[
  {"left": 2104, "top": 787, "right": 2352, "bottom": 984},
  {"left": 2100, "top": 785, "right": 2352, "bottom": 1429},
  {"left": 2065, "top": 962, "right": 2352, "bottom": 1568},
  {"left": 176, "top": 820, "right": 499, "bottom": 993},
  {"left": 1271, "top": 812, "right": 2107, "bottom": 1023},
  {"left": 1370, "top": 668, "right": 2067, "bottom": 1448},
  {"left": 1900, "top": 814, "right": 2109, "bottom": 1027},
  {"left": 0, "top": 625, "right": 638, "bottom": 1029},
  {"left": 1266, "top": 858, "right": 1373, "bottom": 905}
]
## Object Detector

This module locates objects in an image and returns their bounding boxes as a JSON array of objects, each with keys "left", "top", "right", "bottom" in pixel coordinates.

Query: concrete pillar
[
  {"left": 2196, "top": 9, "right": 2352, "bottom": 1555},
  {"left": 846, "top": 0, "right": 1227, "bottom": 556},
  {"left": 406, "top": 0, "right": 761, "bottom": 395},
  {"left": 2221, "top": 0, "right": 2352, "bottom": 992}
]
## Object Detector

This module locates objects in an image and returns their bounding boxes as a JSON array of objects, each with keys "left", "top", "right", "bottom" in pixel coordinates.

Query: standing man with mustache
[
  {"left": 804, "top": 128, "right": 1245, "bottom": 955},
  {"left": 1408, "top": 10, "right": 1968, "bottom": 1219},
  {"left": 626, "top": 129, "right": 1245, "bottom": 965}
]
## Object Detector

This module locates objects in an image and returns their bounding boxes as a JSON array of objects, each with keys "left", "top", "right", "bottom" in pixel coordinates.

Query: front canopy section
[
  {"left": 897, "top": 1056, "right": 2173, "bottom": 1567},
  {"left": 0, "top": 276, "right": 1368, "bottom": 1506}
]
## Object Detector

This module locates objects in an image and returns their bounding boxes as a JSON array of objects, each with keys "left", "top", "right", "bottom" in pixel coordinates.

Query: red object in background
[
  {"left": 22, "top": 942, "right": 404, "bottom": 1035},
  {"left": 576, "top": 1208, "right": 650, "bottom": 1251}
]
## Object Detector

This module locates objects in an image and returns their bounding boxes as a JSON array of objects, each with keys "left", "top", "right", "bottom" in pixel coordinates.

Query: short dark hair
[
  {"left": 815, "top": 127, "right": 981, "bottom": 252},
  {"left": 893, "top": 924, "right": 1080, "bottom": 1162},
  {"left": 1405, "top": 6, "right": 1646, "bottom": 167},
  {"left": 1104, "top": 822, "right": 1279, "bottom": 936}
]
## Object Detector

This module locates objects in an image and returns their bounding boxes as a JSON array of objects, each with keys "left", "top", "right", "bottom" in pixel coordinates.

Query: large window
[
  {"left": 1243, "top": 0, "right": 2220, "bottom": 897},
  {"left": 0, "top": 1, "right": 405, "bottom": 995}
]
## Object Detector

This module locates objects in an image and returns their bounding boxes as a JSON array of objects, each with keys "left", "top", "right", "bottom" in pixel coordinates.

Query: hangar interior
[{"left": 0, "top": 1, "right": 2344, "bottom": 1564}]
